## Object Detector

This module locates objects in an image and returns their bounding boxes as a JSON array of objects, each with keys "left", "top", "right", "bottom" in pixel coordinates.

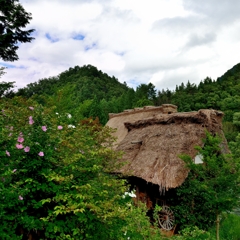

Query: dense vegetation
[
  {"left": 173, "top": 132, "right": 240, "bottom": 240},
  {"left": 1, "top": 1, "right": 239, "bottom": 239},
  {"left": 156, "top": 63, "right": 240, "bottom": 142},
  {"left": 0, "top": 97, "right": 163, "bottom": 239},
  {"left": 1, "top": 63, "right": 240, "bottom": 239},
  {"left": 15, "top": 64, "right": 156, "bottom": 125},
  {"left": 14, "top": 63, "right": 240, "bottom": 143}
]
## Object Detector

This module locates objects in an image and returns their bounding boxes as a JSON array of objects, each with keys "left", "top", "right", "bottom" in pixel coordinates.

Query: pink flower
[
  {"left": 38, "top": 151, "right": 44, "bottom": 157},
  {"left": 29, "top": 106, "right": 34, "bottom": 110},
  {"left": 12, "top": 169, "right": 17, "bottom": 173},
  {"left": 41, "top": 126, "right": 47, "bottom": 132},
  {"left": 24, "top": 146, "right": 30, "bottom": 152},
  {"left": 58, "top": 126, "right": 63, "bottom": 130},
  {"left": 17, "top": 136, "right": 24, "bottom": 143},
  {"left": 9, "top": 133, "right": 12, "bottom": 137},
  {"left": 6, "top": 150, "right": 10, "bottom": 156},
  {"left": 18, "top": 195, "right": 23, "bottom": 200},
  {"left": 29, "top": 116, "right": 34, "bottom": 125},
  {"left": 16, "top": 143, "right": 24, "bottom": 149}
]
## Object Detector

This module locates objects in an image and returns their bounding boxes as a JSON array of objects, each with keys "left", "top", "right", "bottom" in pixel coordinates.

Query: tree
[
  {"left": 173, "top": 132, "right": 240, "bottom": 240},
  {"left": 0, "top": 80, "right": 15, "bottom": 97},
  {"left": 229, "top": 133, "right": 240, "bottom": 170},
  {"left": 0, "top": 0, "right": 34, "bottom": 61},
  {"left": 0, "top": 66, "right": 6, "bottom": 78},
  {"left": 135, "top": 98, "right": 153, "bottom": 108},
  {"left": 89, "top": 95, "right": 105, "bottom": 124},
  {"left": 135, "top": 83, "right": 156, "bottom": 103},
  {"left": 233, "top": 112, "right": 240, "bottom": 128}
]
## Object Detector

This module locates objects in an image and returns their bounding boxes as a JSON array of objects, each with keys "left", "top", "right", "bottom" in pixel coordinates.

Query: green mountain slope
[
  {"left": 217, "top": 63, "right": 240, "bottom": 83},
  {"left": 13, "top": 62, "right": 240, "bottom": 140},
  {"left": 16, "top": 65, "right": 133, "bottom": 124},
  {"left": 16, "top": 65, "right": 159, "bottom": 125},
  {"left": 17, "top": 64, "right": 129, "bottom": 101}
]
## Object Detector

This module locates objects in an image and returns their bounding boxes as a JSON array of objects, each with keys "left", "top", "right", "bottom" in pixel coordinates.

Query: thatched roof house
[{"left": 106, "top": 104, "right": 228, "bottom": 192}]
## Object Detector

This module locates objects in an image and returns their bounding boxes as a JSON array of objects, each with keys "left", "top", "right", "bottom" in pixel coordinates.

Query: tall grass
[
  {"left": 172, "top": 213, "right": 240, "bottom": 240},
  {"left": 209, "top": 213, "right": 240, "bottom": 240}
]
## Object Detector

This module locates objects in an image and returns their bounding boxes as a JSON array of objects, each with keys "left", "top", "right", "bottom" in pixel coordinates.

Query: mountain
[
  {"left": 217, "top": 63, "right": 240, "bottom": 83},
  {"left": 13, "top": 62, "right": 240, "bottom": 141},
  {"left": 17, "top": 64, "right": 129, "bottom": 101}
]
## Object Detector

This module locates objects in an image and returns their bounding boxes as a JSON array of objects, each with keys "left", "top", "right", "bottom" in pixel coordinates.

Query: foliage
[
  {"left": 17, "top": 65, "right": 129, "bottom": 102},
  {"left": 171, "top": 132, "right": 240, "bottom": 233},
  {"left": 0, "top": 66, "right": 6, "bottom": 78},
  {"left": 233, "top": 112, "right": 240, "bottom": 128},
  {"left": 16, "top": 65, "right": 161, "bottom": 125},
  {"left": 119, "top": 203, "right": 163, "bottom": 240},
  {"left": 134, "top": 98, "right": 153, "bottom": 108},
  {"left": 222, "top": 121, "right": 238, "bottom": 143},
  {"left": 13, "top": 61, "right": 240, "bottom": 135},
  {"left": 15, "top": 61, "right": 240, "bottom": 142},
  {"left": 173, "top": 226, "right": 212, "bottom": 240},
  {"left": 0, "top": 0, "right": 35, "bottom": 61},
  {"left": 0, "top": 80, "right": 15, "bottom": 98},
  {"left": 208, "top": 213, "right": 240, "bottom": 240},
  {"left": 154, "top": 62, "right": 240, "bottom": 139},
  {"left": 134, "top": 83, "right": 156, "bottom": 106},
  {"left": 0, "top": 96, "right": 163, "bottom": 239},
  {"left": 229, "top": 133, "right": 240, "bottom": 170},
  {"left": 16, "top": 65, "right": 136, "bottom": 124}
]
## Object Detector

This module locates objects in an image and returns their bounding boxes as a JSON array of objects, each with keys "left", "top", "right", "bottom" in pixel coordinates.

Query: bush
[
  {"left": 172, "top": 132, "right": 240, "bottom": 234},
  {"left": 0, "top": 97, "right": 163, "bottom": 239},
  {"left": 173, "top": 226, "right": 212, "bottom": 240}
]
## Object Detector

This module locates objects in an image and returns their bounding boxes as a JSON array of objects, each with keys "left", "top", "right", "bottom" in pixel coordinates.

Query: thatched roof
[
  {"left": 107, "top": 104, "right": 177, "bottom": 146},
  {"left": 106, "top": 105, "right": 229, "bottom": 191}
]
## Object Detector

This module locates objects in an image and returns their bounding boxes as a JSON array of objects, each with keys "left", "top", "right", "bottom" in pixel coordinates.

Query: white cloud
[{"left": 1, "top": 0, "right": 240, "bottom": 92}]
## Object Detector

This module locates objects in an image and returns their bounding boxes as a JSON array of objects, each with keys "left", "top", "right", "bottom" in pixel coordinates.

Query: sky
[{"left": 1, "top": 0, "right": 240, "bottom": 91}]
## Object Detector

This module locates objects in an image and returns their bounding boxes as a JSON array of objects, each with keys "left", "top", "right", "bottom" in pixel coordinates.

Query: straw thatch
[
  {"left": 107, "top": 104, "right": 177, "bottom": 146},
  {"left": 106, "top": 105, "right": 228, "bottom": 192}
]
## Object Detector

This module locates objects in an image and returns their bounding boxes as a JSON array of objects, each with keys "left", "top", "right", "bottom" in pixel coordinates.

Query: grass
[
  {"left": 208, "top": 213, "right": 240, "bottom": 240},
  {"left": 170, "top": 213, "right": 240, "bottom": 240}
]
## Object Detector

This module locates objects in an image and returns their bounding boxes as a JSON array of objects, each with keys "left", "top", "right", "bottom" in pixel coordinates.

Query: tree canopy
[
  {"left": 0, "top": 80, "right": 15, "bottom": 97},
  {"left": 0, "top": 0, "right": 34, "bottom": 61}
]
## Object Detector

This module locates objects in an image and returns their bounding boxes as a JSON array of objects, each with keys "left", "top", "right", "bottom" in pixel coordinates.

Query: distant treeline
[{"left": 2, "top": 63, "right": 240, "bottom": 142}]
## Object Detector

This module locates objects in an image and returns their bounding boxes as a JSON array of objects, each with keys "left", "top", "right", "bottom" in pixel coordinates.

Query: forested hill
[
  {"left": 217, "top": 62, "right": 240, "bottom": 82},
  {"left": 10, "top": 62, "right": 240, "bottom": 142},
  {"left": 15, "top": 64, "right": 156, "bottom": 125},
  {"left": 156, "top": 62, "right": 240, "bottom": 142},
  {"left": 17, "top": 65, "right": 129, "bottom": 101},
  {"left": 157, "top": 63, "right": 240, "bottom": 115}
]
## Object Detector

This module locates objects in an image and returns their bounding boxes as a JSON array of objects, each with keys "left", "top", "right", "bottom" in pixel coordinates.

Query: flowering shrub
[
  {"left": 0, "top": 96, "right": 162, "bottom": 239},
  {"left": 122, "top": 191, "right": 136, "bottom": 198}
]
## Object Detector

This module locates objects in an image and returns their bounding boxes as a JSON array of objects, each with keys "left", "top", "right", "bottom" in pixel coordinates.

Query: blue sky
[{"left": 1, "top": 0, "right": 240, "bottom": 90}]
